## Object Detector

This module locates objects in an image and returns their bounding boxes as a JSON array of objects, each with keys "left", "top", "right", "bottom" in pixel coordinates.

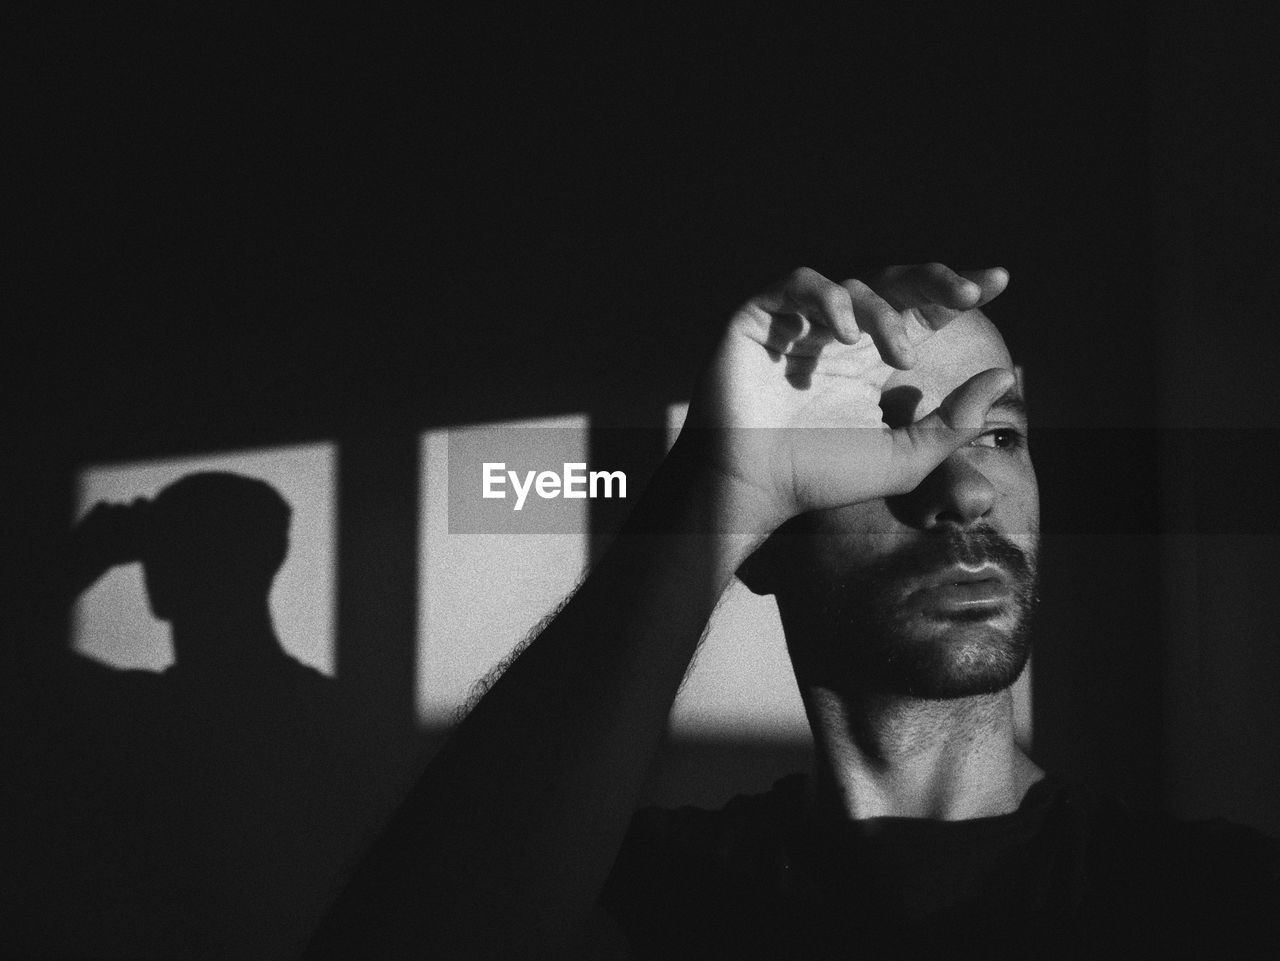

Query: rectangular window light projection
[
  {"left": 665, "top": 401, "right": 812, "bottom": 744},
  {"left": 416, "top": 415, "right": 590, "bottom": 728},
  {"left": 414, "top": 405, "right": 818, "bottom": 745},
  {"left": 72, "top": 443, "right": 337, "bottom": 676}
]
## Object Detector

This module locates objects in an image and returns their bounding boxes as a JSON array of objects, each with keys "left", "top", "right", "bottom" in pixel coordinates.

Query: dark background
[{"left": 8, "top": 2, "right": 1280, "bottom": 958}]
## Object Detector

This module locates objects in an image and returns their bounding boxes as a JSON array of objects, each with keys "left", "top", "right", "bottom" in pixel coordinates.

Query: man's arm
[
  {"left": 306, "top": 442, "right": 772, "bottom": 959},
  {"left": 303, "top": 264, "right": 1014, "bottom": 960}
]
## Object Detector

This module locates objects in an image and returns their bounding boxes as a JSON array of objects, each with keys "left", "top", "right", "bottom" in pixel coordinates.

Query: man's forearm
[{"left": 307, "top": 437, "right": 776, "bottom": 958}]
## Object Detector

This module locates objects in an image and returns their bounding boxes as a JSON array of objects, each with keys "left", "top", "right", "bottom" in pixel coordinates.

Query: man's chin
[
  {"left": 875, "top": 617, "right": 1031, "bottom": 700},
  {"left": 894, "top": 663, "right": 1025, "bottom": 701}
]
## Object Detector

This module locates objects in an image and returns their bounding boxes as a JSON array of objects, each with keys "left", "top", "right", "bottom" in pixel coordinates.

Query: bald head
[{"left": 879, "top": 309, "right": 1019, "bottom": 430}]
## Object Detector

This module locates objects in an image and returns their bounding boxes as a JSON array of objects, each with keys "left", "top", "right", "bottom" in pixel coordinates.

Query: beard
[{"left": 798, "top": 526, "right": 1039, "bottom": 701}]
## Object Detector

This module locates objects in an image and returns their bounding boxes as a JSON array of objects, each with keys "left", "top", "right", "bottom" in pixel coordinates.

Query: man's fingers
[
  {"left": 754, "top": 267, "right": 862, "bottom": 346},
  {"left": 841, "top": 278, "right": 916, "bottom": 369},
  {"left": 886, "top": 367, "right": 1016, "bottom": 492},
  {"left": 871, "top": 262, "right": 975, "bottom": 311},
  {"left": 758, "top": 267, "right": 916, "bottom": 369},
  {"left": 955, "top": 267, "right": 1010, "bottom": 307},
  {"left": 933, "top": 366, "right": 1018, "bottom": 430},
  {"left": 749, "top": 263, "right": 1008, "bottom": 369},
  {"left": 872, "top": 263, "right": 1010, "bottom": 324}
]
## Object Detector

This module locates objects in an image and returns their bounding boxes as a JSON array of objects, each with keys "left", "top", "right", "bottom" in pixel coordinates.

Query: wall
[
  {"left": 10, "top": 2, "right": 1275, "bottom": 957},
  {"left": 1151, "top": 2, "right": 1280, "bottom": 835}
]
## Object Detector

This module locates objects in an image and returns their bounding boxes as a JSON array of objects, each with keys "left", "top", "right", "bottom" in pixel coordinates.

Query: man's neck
[{"left": 804, "top": 685, "right": 1042, "bottom": 822}]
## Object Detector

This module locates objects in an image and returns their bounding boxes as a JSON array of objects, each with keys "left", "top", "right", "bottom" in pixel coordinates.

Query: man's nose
[{"left": 890, "top": 454, "right": 996, "bottom": 529}]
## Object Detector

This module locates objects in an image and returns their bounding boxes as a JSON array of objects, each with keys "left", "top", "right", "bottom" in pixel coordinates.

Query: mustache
[{"left": 866, "top": 526, "right": 1036, "bottom": 587}]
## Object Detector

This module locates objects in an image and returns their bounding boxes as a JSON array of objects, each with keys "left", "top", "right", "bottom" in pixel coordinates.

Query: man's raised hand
[{"left": 684, "top": 263, "right": 1014, "bottom": 532}]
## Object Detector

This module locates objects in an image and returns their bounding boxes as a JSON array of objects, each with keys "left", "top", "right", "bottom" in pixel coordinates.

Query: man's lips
[{"left": 901, "top": 564, "right": 1014, "bottom": 614}]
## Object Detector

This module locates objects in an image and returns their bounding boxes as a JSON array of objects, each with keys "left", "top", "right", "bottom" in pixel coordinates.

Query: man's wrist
[{"left": 623, "top": 434, "right": 789, "bottom": 565}]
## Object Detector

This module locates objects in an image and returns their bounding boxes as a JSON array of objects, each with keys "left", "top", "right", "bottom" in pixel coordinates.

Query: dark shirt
[{"left": 602, "top": 774, "right": 1280, "bottom": 959}]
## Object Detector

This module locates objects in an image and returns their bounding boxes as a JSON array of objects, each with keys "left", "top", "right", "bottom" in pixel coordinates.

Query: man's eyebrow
[{"left": 989, "top": 386, "right": 1029, "bottom": 422}]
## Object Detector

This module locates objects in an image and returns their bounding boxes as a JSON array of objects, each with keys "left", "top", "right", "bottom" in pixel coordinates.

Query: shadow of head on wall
[{"left": 139, "top": 471, "right": 293, "bottom": 682}]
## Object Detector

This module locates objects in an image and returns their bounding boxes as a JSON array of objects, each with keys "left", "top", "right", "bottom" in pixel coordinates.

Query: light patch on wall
[
  {"left": 666, "top": 400, "right": 810, "bottom": 743},
  {"left": 72, "top": 443, "right": 337, "bottom": 675},
  {"left": 417, "top": 415, "right": 589, "bottom": 728}
]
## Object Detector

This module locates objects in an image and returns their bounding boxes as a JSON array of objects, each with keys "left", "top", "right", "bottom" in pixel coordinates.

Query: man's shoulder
[
  {"left": 1043, "top": 780, "right": 1280, "bottom": 954},
  {"left": 1057, "top": 775, "right": 1270, "bottom": 849},
  {"left": 1063, "top": 780, "right": 1280, "bottom": 895},
  {"left": 602, "top": 772, "right": 1280, "bottom": 957},
  {"left": 607, "top": 771, "right": 1280, "bottom": 872}
]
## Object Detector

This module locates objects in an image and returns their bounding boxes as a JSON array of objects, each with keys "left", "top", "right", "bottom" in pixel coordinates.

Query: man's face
[{"left": 777, "top": 310, "right": 1040, "bottom": 701}]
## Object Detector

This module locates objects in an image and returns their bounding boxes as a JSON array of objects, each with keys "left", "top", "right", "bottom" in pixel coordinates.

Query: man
[{"left": 306, "top": 264, "right": 1278, "bottom": 959}]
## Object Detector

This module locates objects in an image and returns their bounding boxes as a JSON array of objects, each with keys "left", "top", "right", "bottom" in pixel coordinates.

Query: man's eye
[{"left": 971, "top": 428, "right": 1025, "bottom": 450}]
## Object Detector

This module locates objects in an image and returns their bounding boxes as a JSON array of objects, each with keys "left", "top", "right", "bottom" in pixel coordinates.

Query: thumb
[
  {"left": 888, "top": 367, "right": 1016, "bottom": 490},
  {"left": 930, "top": 367, "right": 1017, "bottom": 432}
]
